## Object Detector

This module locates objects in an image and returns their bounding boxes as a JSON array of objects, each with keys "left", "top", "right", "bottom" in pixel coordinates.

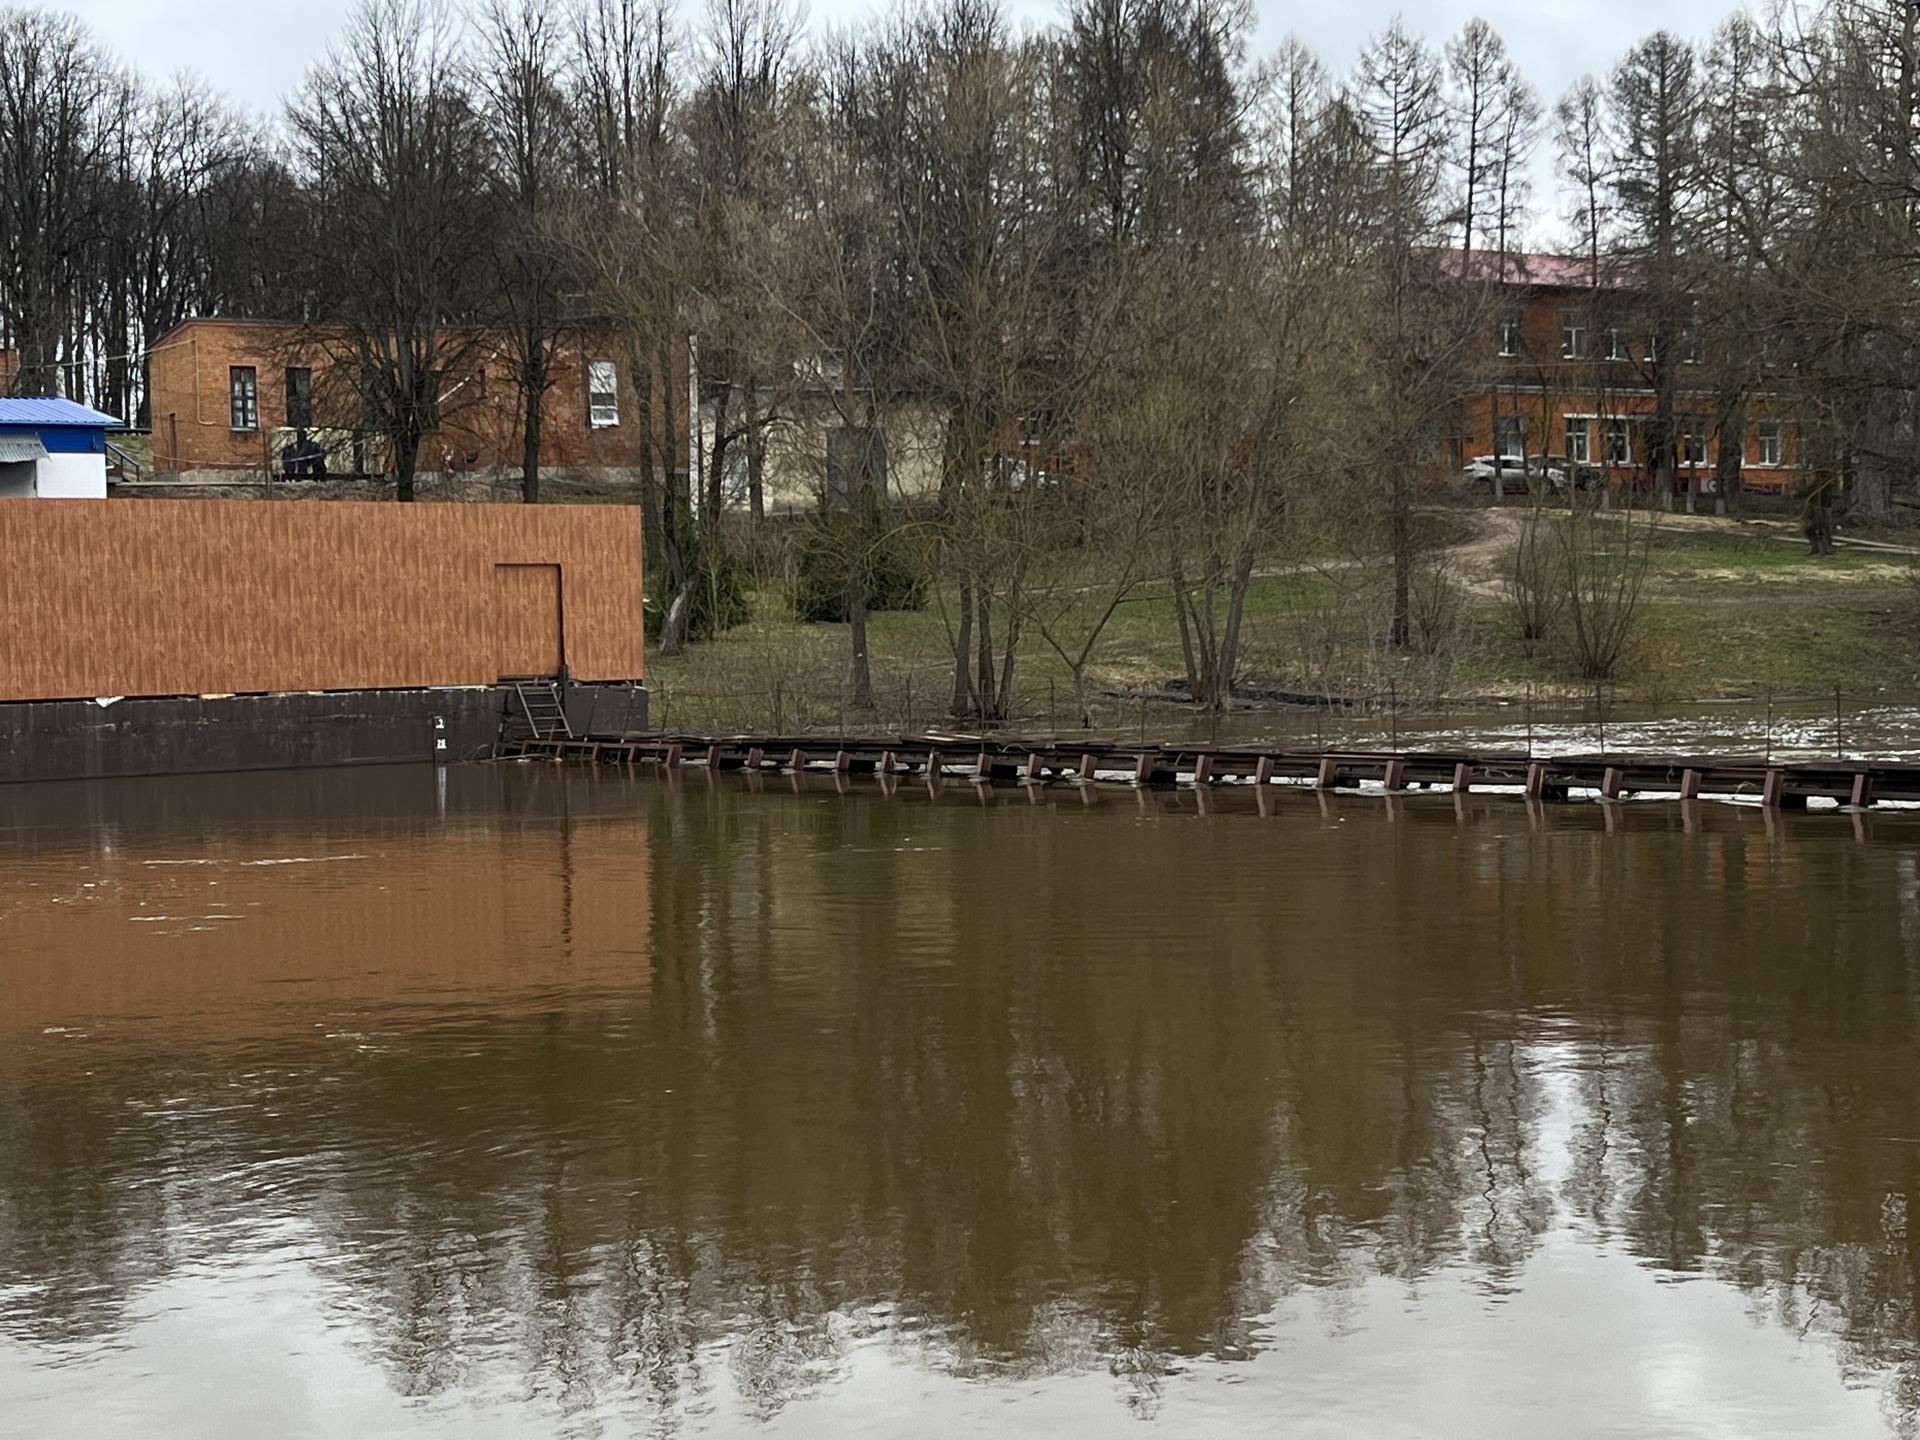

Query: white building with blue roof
[{"left": 0, "top": 398, "right": 122, "bottom": 498}]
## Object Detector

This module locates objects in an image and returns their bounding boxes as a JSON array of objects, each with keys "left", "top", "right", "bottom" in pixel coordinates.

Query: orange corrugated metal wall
[{"left": 0, "top": 500, "right": 645, "bottom": 701}]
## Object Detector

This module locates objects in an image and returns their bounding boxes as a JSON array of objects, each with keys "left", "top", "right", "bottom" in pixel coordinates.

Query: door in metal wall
[{"left": 493, "top": 563, "right": 565, "bottom": 678}]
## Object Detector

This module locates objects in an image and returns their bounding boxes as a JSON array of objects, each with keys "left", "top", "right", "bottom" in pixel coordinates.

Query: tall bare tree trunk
[
  {"left": 951, "top": 582, "right": 974, "bottom": 717},
  {"left": 1714, "top": 396, "right": 1743, "bottom": 516},
  {"left": 745, "top": 382, "right": 765, "bottom": 523},
  {"left": 520, "top": 326, "right": 545, "bottom": 504},
  {"left": 1389, "top": 460, "right": 1413, "bottom": 650},
  {"left": 848, "top": 582, "right": 872, "bottom": 712}
]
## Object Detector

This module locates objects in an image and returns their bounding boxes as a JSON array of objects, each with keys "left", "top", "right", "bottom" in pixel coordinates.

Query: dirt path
[{"left": 1440, "top": 504, "right": 1920, "bottom": 605}]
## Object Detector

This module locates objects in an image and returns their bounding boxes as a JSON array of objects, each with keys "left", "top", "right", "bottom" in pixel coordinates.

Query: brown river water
[{"left": 3, "top": 763, "right": 1920, "bottom": 1437}]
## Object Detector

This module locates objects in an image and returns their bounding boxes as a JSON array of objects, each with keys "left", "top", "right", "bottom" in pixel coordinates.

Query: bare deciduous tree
[{"left": 288, "top": 0, "right": 492, "bottom": 501}]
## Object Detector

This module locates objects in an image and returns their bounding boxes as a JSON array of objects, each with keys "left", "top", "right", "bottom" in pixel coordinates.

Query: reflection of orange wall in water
[{"left": 0, "top": 815, "right": 652, "bottom": 1040}]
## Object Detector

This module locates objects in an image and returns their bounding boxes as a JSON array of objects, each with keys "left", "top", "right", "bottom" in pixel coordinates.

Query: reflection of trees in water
[{"left": 3, "top": 785, "right": 1920, "bottom": 1430}]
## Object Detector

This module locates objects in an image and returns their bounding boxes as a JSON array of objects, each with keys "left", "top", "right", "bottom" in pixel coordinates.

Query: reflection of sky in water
[{"left": 1, "top": 766, "right": 1917, "bottom": 1438}]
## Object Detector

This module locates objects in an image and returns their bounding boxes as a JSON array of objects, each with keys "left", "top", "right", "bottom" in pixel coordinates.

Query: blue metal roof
[{"left": 0, "top": 398, "right": 123, "bottom": 428}]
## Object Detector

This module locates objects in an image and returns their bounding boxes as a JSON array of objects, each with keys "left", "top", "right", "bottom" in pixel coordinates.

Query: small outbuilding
[{"left": 0, "top": 398, "right": 123, "bottom": 499}]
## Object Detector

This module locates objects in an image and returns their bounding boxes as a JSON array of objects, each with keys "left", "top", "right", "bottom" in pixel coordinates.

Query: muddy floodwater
[{"left": 5, "top": 765, "right": 1920, "bottom": 1438}]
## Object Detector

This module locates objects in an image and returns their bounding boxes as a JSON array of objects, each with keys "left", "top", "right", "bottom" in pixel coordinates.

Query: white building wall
[{"left": 35, "top": 451, "right": 107, "bottom": 498}]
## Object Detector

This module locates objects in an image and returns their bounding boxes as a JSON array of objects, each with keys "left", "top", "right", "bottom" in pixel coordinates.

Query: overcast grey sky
[{"left": 67, "top": 0, "right": 1750, "bottom": 238}]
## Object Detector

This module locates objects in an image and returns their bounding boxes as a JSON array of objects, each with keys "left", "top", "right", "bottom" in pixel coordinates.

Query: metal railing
[{"left": 104, "top": 440, "right": 142, "bottom": 483}]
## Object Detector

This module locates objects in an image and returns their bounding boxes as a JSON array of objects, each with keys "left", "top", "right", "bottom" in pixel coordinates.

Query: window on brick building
[
  {"left": 1565, "top": 417, "right": 1591, "bottom": 463},
  {"left": 1684, "top": 418, "right": 1708, "bottom": 465},
  {"left": 1758, "top": 422, "right": 1782, "bottom": 466},
  {"left": 1647, "top": 333, "right": 1662, "bottom": 365},
  {"left": 1606, "top": 417, "right": 1632, "bottom": 466},
  {"left": 285, "top": 367, "right": 313, "bottom": 430},
  {"left": 229, "top": 366, "right": 258, "bottom": 431},
  {"left": 1497, "top": 315, "right": 1520, "bottom": 357},
  {"left": 1605, "top": 328, "right": 1627, "bottom": 361},
  {"left": 587, "top": 360, "right": 619, "bottom": 427},
  {"left": 1561, "top": 311, "right": 1585, "bottom": 359},
  {"left": 1494, "top": 416, "right": 1523, "bottom": 459}
]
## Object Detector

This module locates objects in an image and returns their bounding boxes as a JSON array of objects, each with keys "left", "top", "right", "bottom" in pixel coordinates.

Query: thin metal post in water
[
  {"left": 1835, "top": 685, "right": 1844, "bottom": 760},
  {"left": 1766, "top": 689, "right": 1774, "bottom": 764},
  {"left": 1389, "top": 683, "right": 1398, "bottom": 753}
]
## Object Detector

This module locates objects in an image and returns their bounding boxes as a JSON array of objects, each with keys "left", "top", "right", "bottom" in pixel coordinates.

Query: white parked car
[{"left": 1461, "top": 455, "right": 1603, "bottom": 491}]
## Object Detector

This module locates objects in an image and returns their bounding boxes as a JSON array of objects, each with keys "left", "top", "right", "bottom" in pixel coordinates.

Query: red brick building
[
  {"left": 148, "top": 318, "right": 670, "bottom": 481},
  {"left": 1460, "top": 253, "right": 1806, "bottom": 498}
]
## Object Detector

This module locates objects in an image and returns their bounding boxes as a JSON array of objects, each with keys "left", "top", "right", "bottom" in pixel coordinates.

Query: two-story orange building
[
  {"left": 147, "top": 318, "right": 666, "bottom": 482},
  {"left": 1459, "top": 253, "right": 1806, "bottom": 498}
]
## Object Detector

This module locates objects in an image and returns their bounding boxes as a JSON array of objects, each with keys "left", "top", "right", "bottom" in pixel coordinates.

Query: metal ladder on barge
[{"left": 496, "top": 676, "right": 572, "bottom": 756}]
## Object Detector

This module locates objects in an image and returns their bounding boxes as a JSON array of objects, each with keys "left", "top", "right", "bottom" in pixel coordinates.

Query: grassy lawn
[
  {"left": 1643, "top": 525, "right": 1896, "bottom": 581},
  {"left": 646, "top": 510, "right": 1920, "bottom": 732}
]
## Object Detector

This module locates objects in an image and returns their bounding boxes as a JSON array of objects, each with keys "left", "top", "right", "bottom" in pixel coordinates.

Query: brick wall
[
  {"left": 149, "top": 319, "right": 676, "bottom": 477},
  {"left": 1463, "top": 285, "right": 1805, "bottom": 490}
]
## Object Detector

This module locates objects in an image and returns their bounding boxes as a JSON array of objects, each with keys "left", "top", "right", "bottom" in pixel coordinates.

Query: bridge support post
[
  {"left": 1680, "top": 769, "right": 1702, "bottom": 801},
  {"left": 1851, "top": 772, "right": 1874, "bottom": 809},
  {"left": 1192, "top": 755, "right": 1213, "bottom": 785},
  {"left": 1254, "top": 756, "right": 1275, "bottom": 786}
]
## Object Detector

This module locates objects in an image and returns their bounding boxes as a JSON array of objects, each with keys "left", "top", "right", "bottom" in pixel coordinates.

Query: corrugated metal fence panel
[{"left": 0, "top": 500, "right": 645, "bottom": 700}]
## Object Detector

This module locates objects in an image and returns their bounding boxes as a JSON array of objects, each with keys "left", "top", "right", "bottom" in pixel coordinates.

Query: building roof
[
  {"left": 1436, "top": 250, "right": 1630, "bottom": 291},
  {"left": 0, "top": 398, "right": 124, "bottom": 428}
]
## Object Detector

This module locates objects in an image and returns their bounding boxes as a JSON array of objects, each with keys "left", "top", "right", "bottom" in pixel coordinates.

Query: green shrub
[
  {"left": 651, "top": 541, "right": 751, "bottom": 642},
  {"left": 790, "top": 516, "right": 927, "bottom": 623}
]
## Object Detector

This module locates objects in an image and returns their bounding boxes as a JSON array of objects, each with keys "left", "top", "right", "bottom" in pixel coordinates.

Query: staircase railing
[{"left": 105, "top": 440, "right": 143, "bottom": 483}]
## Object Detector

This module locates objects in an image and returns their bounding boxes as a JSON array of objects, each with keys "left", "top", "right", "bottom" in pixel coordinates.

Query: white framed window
[
  {"left": 1497, "top": 315, "right": 1521, "bottom": 358},
  {"left": 1647, "top": 333, "right": 1662, "bottom": 365},
  {"left": 1565, "top": 417, "right": 1591, "bottom": 463},
  {"left": 1494, "top": 415, "right": 1523, "bottom": 459},
  {"left": 229, "top": 365, "right": 258, "bottom": 431},
  {"left": 1605, "top": 328, "right": 1628, "bottom": 362},
  {"left": 1758, "top": 422, "right": 1782, "bottom": 466},
  {"left": 1606, "top": 418, "right": 1632, "bottom": 466},
  {"left": 1684, "top": 419, "right": 1708, "bottom": 465},
  {"left": 1684, "top": 332, "right": 1703, "bottom": 365},
  {"left": 1561, "top": 311, "right": 1586, "bottom": 360},
  {"left": 587, "top": 360, "right": 619, "bottom": 428}
]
